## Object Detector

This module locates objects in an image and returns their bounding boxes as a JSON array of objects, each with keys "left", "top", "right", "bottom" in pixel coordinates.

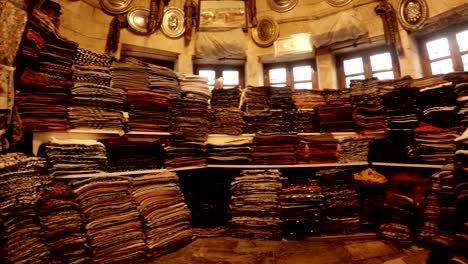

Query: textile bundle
[
  {"left": 206, "top": 137, "right": 251, "bottom": 165},
  {"left": 292, "top": 90, "right": 326, "bottom": 109},
  {"left": 351, "top": 87, "right": 386, "bottom": 131},
  {"left": 243, "top": 110, "right": 291, "bottom": 133},
  {"left": 290, "top": 110, "right": 320, "bottom": 133},
  {"left": 131, "top": 172, "right": 192, "bottom": 257},
  {"left": 16, "top": 4, "right": 78, "bottom": 132},
  {"left": 39, "top": 139, "right": 107, "bottom": 176},
  {"left": 269, "top": 86, "right": 294, "bottom": 110},
  {"left": 296, "top": 135, "right": 338, "bottom": 164},
  {"left": 251, "top": 133, "right": 297, "bottom": 165},
  {"left": 230, "top": 170, "right": 283, "bottom": 239},
  {"left": 70, "top": 49, "right": 124, "bottom": 130},
  {"left": 318, "top": 168, "right": 360, "bottom": 234},
  {"left": 178, "top": 169, "right": 233, "bottom": 237},
  {"left": 317, "top": 105, "right": 355, "bottom": 132},
  {"left": 382, "top": 87, "right": 420, "bottom": 130},
  {"left": 0, "top": 1, "right": 28, "bottom": 66},
  {"left": 337, "top": 135, "right": 374, "bottom": 163},
  {"left": 165, "top": 141, "right": 206, "bottom": 169},
  {"left": 0, "top": 153, "right": 52, "bottom": 264},
  {"left": 37, "top": 182, "right": 91, "bottom": 263},
  {"left": 211, "top": 88, "right": 241, "bottom": 109},
  {"left": 417, "top": 83, "right": 458, "bottom": 128},
  {"left": 99, "top": 136, "right": 166, "bottom": 172},
  {"left": 377, "top": 170, "right": 425, "bottom": 244},
  {"left": 240, "top": 86, "right": 270, "bottom": 114},
  {"left": 72, "top": 177, "right": 147, "bottom": 264},
  {"left": 413, "top": 123, "right": 460, "bottom": 164},
  {"left": 209, "top": 108, "right": 245, "bottom": 135},
  {"left": 455, "top": 83, "right": 468, "bottom": 127}
]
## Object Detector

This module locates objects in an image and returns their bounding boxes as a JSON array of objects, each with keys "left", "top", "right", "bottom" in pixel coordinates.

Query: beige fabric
[{"left": 195, "top": 28, "right": 247, "bottom": 59}]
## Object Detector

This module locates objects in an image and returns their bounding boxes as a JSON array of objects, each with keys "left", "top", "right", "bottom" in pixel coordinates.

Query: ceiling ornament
[
  {"left": 267, "top": 0, "right": 298, "bottom": 13},
  {"left": 397, "top": 0, "right": 429, "bottom": 31}
]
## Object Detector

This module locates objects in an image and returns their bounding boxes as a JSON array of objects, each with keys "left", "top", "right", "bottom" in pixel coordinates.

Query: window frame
[
  {"left": 263, "top": 59, "right": 319, "bottom": 90},
  {"left": 419, "top": 23, "right": 468, "bottom": 76},
  {"left": 336, "top": 46, "right": 400, "bottom": 88},
  {"left": 193, "top": 64, "right": 245, "bottom": 89}
]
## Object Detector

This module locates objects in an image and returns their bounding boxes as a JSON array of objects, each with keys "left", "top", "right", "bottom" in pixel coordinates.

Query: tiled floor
[{"left": 148, "top": 235, "right": 429, "bottom": 264}]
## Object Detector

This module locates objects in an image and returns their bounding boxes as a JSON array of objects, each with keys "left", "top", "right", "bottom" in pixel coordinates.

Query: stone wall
[{"left": 55, "top": 0, "right": 467, "bottom": 87}]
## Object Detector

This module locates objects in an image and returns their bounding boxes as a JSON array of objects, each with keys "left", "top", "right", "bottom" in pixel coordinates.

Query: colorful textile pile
[
  {"left": 292, "top": 90, "right": 326, "bottom": 109},
  {"left": 251, "top": 133, "right": 297, "bottom": 165},
  {"left": 240, "top": 86, "right": 270, "bottom": 114},
  {"left": 131, "top": 172, "right": 192, "bottom": 257},
  {"left": 209, "top": 108, "right": 245, "bottom": 135},
  {"left": 37, "top": 182, "right": 91, "bottom": 263},
  {"left": 211, "top": 88, "right": 241, "bottom": 109},
  {"left": 417, "top": 83, "right": 458, "bottom": 128},
  {"left": 413, "top": 123, "right": 460, "bottom": 164},
  {"left": 70, "top": 49, "right": 124, "bottom": 130},
  {"left": 455, "top": 83, "right": 468, "bottom": 127},
  {"left": 165, "top": 141, "right": 206, "bottom": 169},
  {"left": 296, "top": 135, "right": 338, "bottom": 164},
  {"left": 243, "top": 110, "right": 290, "bottom": 133},
  {"left": 378, "top": 170, "right": 425, "bottom": 244},
  {"left": 230, "top": 169, "right": 283, "bottom": 239},
  {"left": 72, "top": 177, "right": 146, "bottom": 264},
  {"left": 270, "top": 86, "right": 294, "bottom": 110},
  {"left": 336, "top": 136, "right": 374, "bottom": 163},
  {"left": 206, "top": 137, "right": 251, "bottom": 165},
  {"left": 0, "top": 1, "right": 28, "bottom": 66},
  {"left": 99, "top": 136, "right": 166, "bottom": 171},
  {"left": 317, "top": 105, "right": 355, "bottom": 132},
  {"left": 290, "top": 110, "right": 320, "bottom": 133},
  {"left": 39, "top": 139, "right": 107, "bottom": 176},
  {"left": 382, "top": 87, "right": 420, "bottom": 130},
  {"left": 351, "top": 87, "right": 386, "bottom": 131}
]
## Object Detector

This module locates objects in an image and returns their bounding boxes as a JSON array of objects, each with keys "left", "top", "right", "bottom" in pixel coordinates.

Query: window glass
[
  {"left": 456, "top": 30, "right": 468, "bottom": 52},
  {"left": 222, "top": 70, "right": 239, "bottom": 86},
  {"left": 373, "top": 71, "right": 394, "bottom": 80},
  {"left": 345, "top": 75, "right": 365, "bottom": 88},
  {"left": 198, "top": 70, "right": 216, "bottom": 85},
  {"left": 370, "top": 53, "right": 392, "bottom": 71},
  {"left": 426, "top": 37, "right": 451, "bottom": 60},
  {"left": 294, "top": 82, "right": 313, "bottom": 89},
  {"left": 430, "top": 59, "right": 454, "bottom": 74},
  {"left": 293, "top": 65, "right": 312, "bottom": 82},
  {"left": 343, "top": 57, "right": 364, "bottom": 75},
  {"left": 462, "top": 54, "right": 468, "bottom": 71},
  {"left": 269, "top": 68, "right": 287, "bottom": 83}
]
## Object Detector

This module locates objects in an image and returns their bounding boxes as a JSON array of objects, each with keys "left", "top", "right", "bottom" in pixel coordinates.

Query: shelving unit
[
  {"left": 207, "top": 162, "right": 369, "bottom": 169},
  {"left": 55, "top": 166, "right": 207, "bottom": 179},
  {"left": 371, "top": 162, "right": 444, "bottom": 169}
]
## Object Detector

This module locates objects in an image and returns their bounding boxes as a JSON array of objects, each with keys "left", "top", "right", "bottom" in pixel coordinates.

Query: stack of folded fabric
[
  {"left": 382, "top": 87, "right": 420, "bottom": 130},
  {"left": 37, "top": 182, "right": 90, "bottom": 263},
  {"left": 336, "top": 135, "right": 374, "bottom": 163},
  {"left": 317, "top": 105, "right": 356, "bottom": 132},
  {"left": 351, "top": 87, "right": 386, "bottom": 131},
  {"left": 353, "top": 168, "right": 387, "bottom": 230},
  {"left": 290, "top": 110, "right": 320, "bottom": 133},
  {"left": 413, "top": 122, "right": 461, "bottom": 164},
  {"left": 178, "top": 169, "right": 234, "bottom": 237},
  {"left": 243, "top": 111, "right": 291, "bottom": 133},
  {"left": 72, "top": 177, "right": 146, "bottom": 263},
  {"left": 417, "top": 83, "right": 459, "bottom": 128},
  {"left": 436, "top": 166, "right": 458, "bottom": 236},
  {"left": 292, "top": 90, "right": 326, "bottom": 109},
  {"left": 454, "top": 128, "right": 468, "bottom": 241},
  {"left": 15, "top": 4, "right": 78, "bottom": 132},
  {"left": 165, "top": 141, "right": 206, "bottom": 169},
  {"left": 378, "top": 170, "right": 425, "bottom": 244},
  {"left": 179, "top": 74, "right": 211, "bottom": 103},
  {"left": 240, "top": 86, "right": 270, "bottom": 114},
  {"left": 74, "top": 48, "right": 114, "bottom": 67},
  {"left": 171, "top": 97, "right": 210, "bottom": 141},
  {"left": 0, "top": 153, "right": 53, "bottom": 264},
  {"left": 69, "top": 50, "right": 124, "bottom": 130},
  {"left": 111, "top": 63, "right": 148, "bottom": 91},
  {"left": 230, "top": 169, "right": 283, "bottom": 239},
  {"left": 270, "top": 86, "right": 294, "bottom": 110},
  {"left": 39, "top": 139, "right": 107, "bottom": 176},
  {"left": 99, "top": 136, "right": 167, "bottom": 171},
  {"left": 296, "top": 135, "right": 338, "bottom": 164},
  {"left": 318, "top": 168, "right": 360, "bottom": 234},
  {"left": 131, "top": 172, "right": 192, "bottom": 257},
  {"left": 206, "top": 137, "right": 252, "bottom": 165},
  {"left": 209, "top": 108, "right": 245, "bottom": 135},
  {"left": 369, "top": 130, "right": 416, "bottom": 163},
  {"left": 211, "top": 88, "right": 241, "bottom": 109},
  {"left": 251, "top": 133, "right": 297, "bottom": 165},
  {"left": 148, "top": 65, "right": 182, "bottom": 100},
  {"left": 455, "top": 83, "right": 468, "bottom": 127},
  {"left": 324, "top": 90, "right": 352, "bottom": 105},
  {"left": 280, "top": 182, "right": 325, "bottom": 239}
]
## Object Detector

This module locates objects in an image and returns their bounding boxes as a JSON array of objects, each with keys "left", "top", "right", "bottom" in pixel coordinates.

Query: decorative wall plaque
[
  {"left": 326, "top": 0, "right": 353, "bottom": 7},
  {"left": 161, "top": 7, "right": 185, "bottom": 38},
  {"left": 127, "top": 8, "right": 154, "bottom": 35},
  {"left": 100, "top": 0, "right": 134, "bottom": 15},
  {"left": 267, "top": 0, "right": 298, "bottom": 13},
  {"left": 251, "top": 16, "right": 279, "bottom": 48},
  {"left": 398, "top": 0, "right": 428, "bottom": 31}
]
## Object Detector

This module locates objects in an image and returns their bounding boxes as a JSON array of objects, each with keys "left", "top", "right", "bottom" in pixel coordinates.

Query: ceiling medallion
[
  {"left": 161, "top": 7, "right": 185, "bottom": 38},
  {"left": 398, "top": 0, "right": 428, "bottom": 31},
  {"left": 326, "top": 0, "right": 353, "bottom": 7},
  {"left": 267, "top": 0, "right": 298, "bottom": 13},
  {"left": 251, "top": 16, "right": 279, "bottom": 48}
]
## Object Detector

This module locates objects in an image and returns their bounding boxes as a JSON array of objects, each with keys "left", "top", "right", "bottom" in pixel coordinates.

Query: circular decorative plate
[
  {"left": 267, "top": 0, "right": 298, "bottom": 13},
  {"left": 161, "top": 7, "right": 185, "bottom": 39},
  {"left": 251, "top": 17, "right": 279, "bottom": 48},
  {"left": 326, "top": 0, "right": 353, "bottom": 7},
  {"left": 100, "top": 0, "right": 134, "bottom": 15},
  {"left": 398, "top": 0, "right": 428, "bottom": 31},
  {"left": 127, "top": 8, "right": 154, "bottom": 35}
]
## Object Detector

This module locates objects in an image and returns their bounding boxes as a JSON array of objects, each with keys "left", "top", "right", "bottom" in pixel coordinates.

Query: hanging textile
[
  {"left": 184, "top": 0, "right": 198, "bottom": 42},
  {"left": 0, "top": 1, "right": 28, "bottom": 66},
  {"left": 105, "top": 15, "right": 124, "bottom": 54},
  {"left": 195, "top": 28, "right": 246, "bottom": 59}
]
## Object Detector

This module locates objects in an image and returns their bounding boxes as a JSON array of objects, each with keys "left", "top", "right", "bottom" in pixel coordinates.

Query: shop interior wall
[{"left": 56, "top": 0, "right": 466, "bottom": 88}]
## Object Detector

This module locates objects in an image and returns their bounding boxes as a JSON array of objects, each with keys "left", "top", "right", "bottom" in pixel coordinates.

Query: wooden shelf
[
  {"left": 206, "top": 162, "right": 369, "bottom": 169},
  {"left": 55, "top": 166, "right": 207, "bottom": 179},
  {"left": 126, "top": 131, "right": 171, "bottom": 136},
  {"left": 371, "top": 162, "right": 443, "bottom": 168}
]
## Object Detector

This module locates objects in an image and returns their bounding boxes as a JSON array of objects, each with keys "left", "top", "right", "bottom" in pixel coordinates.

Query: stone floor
[{"left": 148, "top": 234, "right": 429, "bottom": 264}]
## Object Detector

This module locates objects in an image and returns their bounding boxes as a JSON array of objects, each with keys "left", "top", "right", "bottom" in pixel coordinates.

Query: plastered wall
[{"left": 56, "top": 0, "right": 467, "bottom": 88}]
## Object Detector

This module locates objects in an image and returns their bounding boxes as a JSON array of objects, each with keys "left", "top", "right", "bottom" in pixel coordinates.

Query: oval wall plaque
[
  {"left": 161, "top": 7, "right": 185, "bottom": 39},
  {"left": 251, "top": 16, "right": 280, "bottom": 48},
  {"left": 326, "top": 0, "right": 353, "bottom": 7},
  {"left": 267, "top": 0, "right": 298, "bottom": 13},
  {"left": 398, "top": 0, "right": 428, "bottom": 31}
]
